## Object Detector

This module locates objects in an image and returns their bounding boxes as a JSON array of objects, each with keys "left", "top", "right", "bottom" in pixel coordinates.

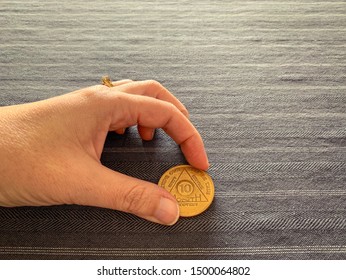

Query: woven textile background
[{"left": 0, "top": 0, "right": 345, "bottom": 259}]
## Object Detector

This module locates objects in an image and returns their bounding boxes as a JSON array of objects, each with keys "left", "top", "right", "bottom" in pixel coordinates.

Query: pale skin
[{"left": 0, "top": 80, "right": 209, "bottom": 225}]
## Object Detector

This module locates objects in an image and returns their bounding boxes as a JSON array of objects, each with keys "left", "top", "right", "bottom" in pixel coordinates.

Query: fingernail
[
  {"left": 154, "top": 197, "right": 179, "bottom": 225},
  {"left": 151, "top": 129, "right": 155, "bottom": 140},
  {"left": 205, "top": 161, "right": 210, "bottom": 170}
]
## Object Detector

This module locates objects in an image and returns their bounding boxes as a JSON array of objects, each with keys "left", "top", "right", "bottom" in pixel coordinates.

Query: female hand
[{"left": 0, "top": 80, "right": 209, "bottom": 225}]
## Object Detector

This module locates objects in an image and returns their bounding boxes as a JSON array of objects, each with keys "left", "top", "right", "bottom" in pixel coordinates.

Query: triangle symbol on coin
[{"left": 169, "top": 169, "right": 209, "bottom": 202}]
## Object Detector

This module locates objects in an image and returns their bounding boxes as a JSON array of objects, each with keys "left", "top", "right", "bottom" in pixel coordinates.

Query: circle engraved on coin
[
  {"left": 177, "top": 180, "right": 194, "bottom": 196},
  {"left": 158, "top": 165, "right": 215, "bottom": 217}
]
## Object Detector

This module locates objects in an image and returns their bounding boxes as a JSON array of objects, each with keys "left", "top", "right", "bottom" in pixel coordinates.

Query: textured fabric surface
[{"left": 0, "top": 0, "right": 345, "bottom": 259}]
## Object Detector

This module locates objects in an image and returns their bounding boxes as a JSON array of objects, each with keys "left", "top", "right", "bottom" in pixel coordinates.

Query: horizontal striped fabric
[{"left": 0, "top": 0, "right": 345, "bottom": 259}]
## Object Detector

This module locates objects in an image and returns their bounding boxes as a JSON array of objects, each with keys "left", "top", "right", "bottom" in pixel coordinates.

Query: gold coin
[{"left": 158, "top": 165, "right": 215, "bottom": 217}]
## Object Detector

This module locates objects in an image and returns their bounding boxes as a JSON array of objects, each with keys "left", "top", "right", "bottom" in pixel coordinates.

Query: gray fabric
[{"left": 0, "top": 0, "right": 345, "bottom": 259}]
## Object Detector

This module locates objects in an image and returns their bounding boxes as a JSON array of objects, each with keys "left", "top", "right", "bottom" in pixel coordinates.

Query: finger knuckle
[
  {"left": 78, "top": 85, "right": 109, "bottom": 103},
  {"left": 166, "top": 101, "right": 179, "bottom": 114},
  {"left": 122, "top": 184, "right": 155, "bottom": 215},
  {"left": 145, "top": 79, "right": 162, "bottom": 89},
  {"left": 146, "top": 79, "right": 160, "bottom": 85}
]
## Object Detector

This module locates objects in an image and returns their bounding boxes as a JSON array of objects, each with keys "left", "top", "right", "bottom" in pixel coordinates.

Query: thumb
[{"left": 70, "top": 161, "right": 180, "bottom": 225}]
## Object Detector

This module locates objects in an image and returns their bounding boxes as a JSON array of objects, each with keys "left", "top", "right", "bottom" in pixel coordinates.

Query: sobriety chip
[{"left": 158, "top": 165, "right": 214, "bottom": 217}]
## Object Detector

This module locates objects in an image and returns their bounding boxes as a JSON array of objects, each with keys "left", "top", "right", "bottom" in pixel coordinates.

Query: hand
[{"left": 0, "top": 80, "right": 209, "bottom": 225}]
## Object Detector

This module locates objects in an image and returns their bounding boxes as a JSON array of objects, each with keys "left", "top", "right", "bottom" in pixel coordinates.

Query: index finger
[
  {"left": 115, "top": 80, "right": 190, "bottom": 118},
  {"left": 112, "top": 92, "right": 209, "bottom": 171}
]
